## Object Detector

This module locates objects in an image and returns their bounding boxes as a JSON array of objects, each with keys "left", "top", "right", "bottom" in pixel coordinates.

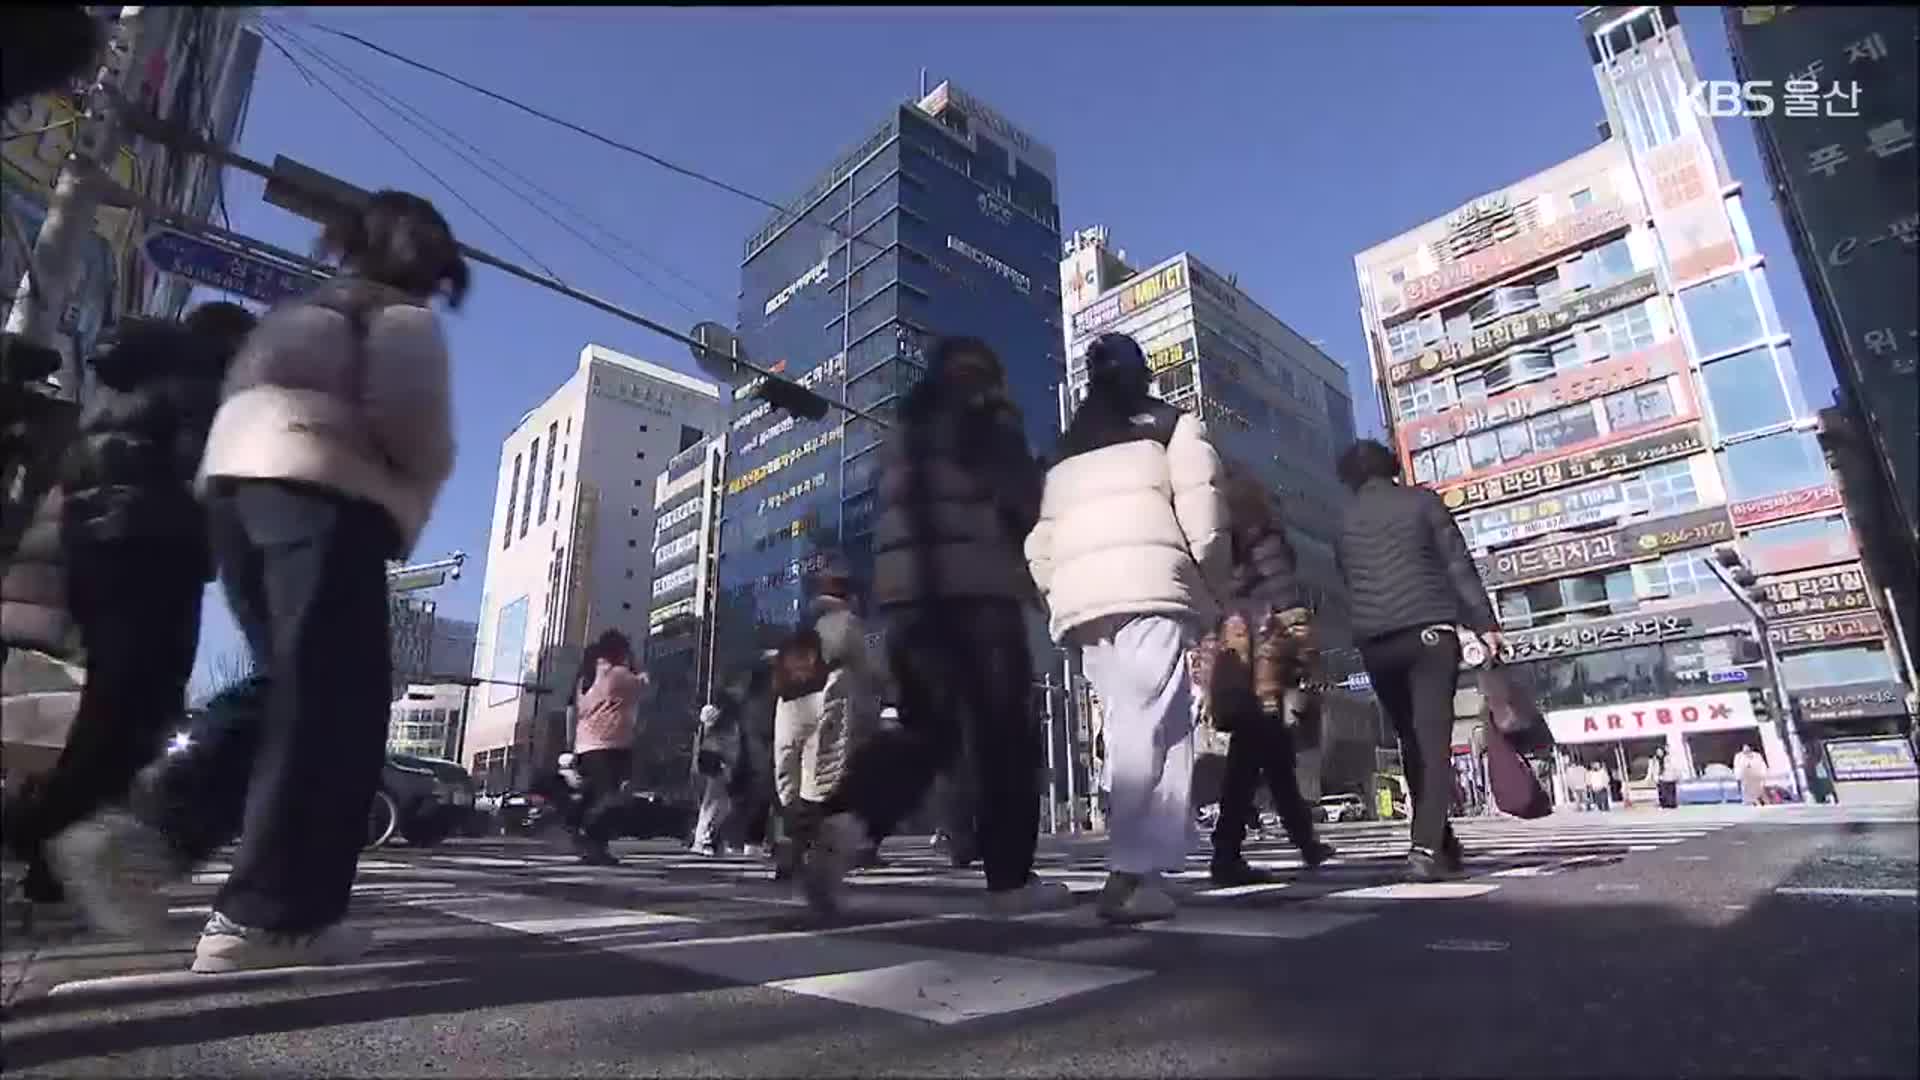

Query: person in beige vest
[{"left": 47, "top": 191, "right": 466, "bottom": 977}]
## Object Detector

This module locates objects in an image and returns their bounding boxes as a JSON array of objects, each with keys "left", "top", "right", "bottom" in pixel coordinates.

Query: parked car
[
  {"left": 617, "top": 789, "right": 695, "bottom": 842},
  {"left": 367, "top": 754, "right": 477, "bottom": 849},
  {"left": 1314, "top": 793, "right": 1367, "bottom": 824}
]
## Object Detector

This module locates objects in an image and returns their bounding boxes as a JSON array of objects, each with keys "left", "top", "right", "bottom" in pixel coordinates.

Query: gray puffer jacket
[
  {"left": 772, "top": 595, "right": 881, "bottom": 806},
  {"left": 1335, "top": 477, "right": 1497, "bottom": 643}
]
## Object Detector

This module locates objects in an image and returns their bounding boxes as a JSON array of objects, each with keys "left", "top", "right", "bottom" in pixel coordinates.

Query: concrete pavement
[{"left": 2, "top": 802, "right": 1913, "bottom": 1077}]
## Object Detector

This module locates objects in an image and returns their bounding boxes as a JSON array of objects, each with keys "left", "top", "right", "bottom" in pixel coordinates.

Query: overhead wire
[
  {"left": 295, "top": 20, "right": 893, "bottom": 264},
  {"left": 265, "top": 19, "right": 724, "bottom": 317},
  {"left": 255, "top": 28, "right": 562, "bottom": 281}
]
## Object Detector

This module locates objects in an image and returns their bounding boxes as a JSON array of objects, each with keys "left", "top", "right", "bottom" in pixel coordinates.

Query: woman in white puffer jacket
[{"left": 1025, "top": 332, "right": 1233, "bottom": 925}]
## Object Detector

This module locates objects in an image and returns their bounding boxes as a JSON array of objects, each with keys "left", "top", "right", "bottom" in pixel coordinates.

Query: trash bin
[{"left": 1656, "top": 779, "right": 1678, "bottom": 808}]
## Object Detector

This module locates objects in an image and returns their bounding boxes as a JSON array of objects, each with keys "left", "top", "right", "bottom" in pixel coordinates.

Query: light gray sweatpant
[
  {"left": 1075, "top": 614, "right": 1199, "bottom": 876},
  {"left": 693, "top": 774, "right": 732, "bottom": 850}
]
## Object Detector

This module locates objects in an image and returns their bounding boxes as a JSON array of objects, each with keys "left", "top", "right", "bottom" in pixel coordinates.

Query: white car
[{"left": 1316, "top": 794, "right": 1366, "bottom": 824}]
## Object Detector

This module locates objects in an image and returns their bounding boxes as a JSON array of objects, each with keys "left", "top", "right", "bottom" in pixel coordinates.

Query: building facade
[
  {"left": 643, "top": 433, "right": 727, "bottom": 788},
  {"left": 388, "top": 683, "right": 467, "bottom": 763},
  {"left": 1350, "top": 5, "right": 1911, "bottom": 802},
  {"left": 714, "top": 79, "right": 1063, "bottom": 671},
  {"left": 466, "top": 345, "right": 722, "bottom": 791}
]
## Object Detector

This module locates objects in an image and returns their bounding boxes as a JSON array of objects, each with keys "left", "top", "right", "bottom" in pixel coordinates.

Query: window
[
  {"left": 1468, "top": 285, "right": 1540, "bottom": 326},
  {"left": 1621, "top": 459, "right": 1701, "bottom": 517},
  {"left": 1745, "top": 516, "right": 1854, "bottom": 572},
  {"left": 1497, "top": 569, "right": 1633, "bottom": 629},
  {"left": 1701, "top": 347, "right": 1790, "bottom": 439},
  {"left": 1570, "top": 188, "right": 1595, "bottom": 211},
  {"left": 1528, "top": 404, "right": 1601, "bottom": 454},
  {"left": 1392, "top": 373, "right": 1455, "bottom": 421},
  {"left": 502, "top": 454, "right": 523, "bottom": 550},
  {"left": 1632, "top": 548, "right": 1715, "bottom": 600},
  {"left": 1779, "top": 645, "right": 1898, "bottom": 689},
  {"left": 1384, "top": 317, "right": 1427, "bottom": 363},
  {"left": 519, "top": 439, "right": 538, "bottom": 539},
  {"left": 1587, "top": 237, "right": 1635, "bottom": 285},
  {"left": 536, "top": 423, "right": 557, "bottom": 526},
  {"left": 1600, "top": 302, "right": 1657, "bottom": 355},
  {"left": 1604, "top": 380, "right": 1677, "bottom": 431},
  {"left": 1680, "top": 273, "right": 1766, "bottom": 359},
  {"left": 628, "top": 539, "right": 637, "bottom": 548},
  {"left": 1719, "top": 431, "right": 1827, "bottom": 501},
  {"left": 679, "top": 425, "right": 704, "bottom": 453}
]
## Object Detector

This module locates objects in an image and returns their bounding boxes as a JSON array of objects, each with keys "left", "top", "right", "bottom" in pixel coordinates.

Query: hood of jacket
[{"left": 87, "top": 318, "right": 227, "bottom": 391}]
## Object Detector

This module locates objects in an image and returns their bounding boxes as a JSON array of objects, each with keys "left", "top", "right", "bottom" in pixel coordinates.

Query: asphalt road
[{"left": 3, "top": 802, "right": 1914, "bottom": 1078}]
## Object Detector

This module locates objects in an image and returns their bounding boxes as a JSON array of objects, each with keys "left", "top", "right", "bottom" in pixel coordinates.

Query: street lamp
[{"left": 1706, "top": 545, "right": 1809, "bottom": 802}]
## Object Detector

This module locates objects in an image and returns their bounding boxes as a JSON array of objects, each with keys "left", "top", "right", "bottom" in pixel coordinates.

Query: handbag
[
  {"left": 1477, "top": 662, "right": 1554, "bottom": 756},
  {"left": 1483, "top": 723, "right": 1553, "bottom": 819}
]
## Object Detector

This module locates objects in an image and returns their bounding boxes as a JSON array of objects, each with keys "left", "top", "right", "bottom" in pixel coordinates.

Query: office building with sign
[
  {"left": 465, "top": 345, "right": 722, "bottom": 793},
  {"left": 1057, "top": 228, "right": 1373, "bottom": 798},
  {"left": 715, "top": 79, "right": 1064, "bottom": 669},
  {"left": 642, "top": 433, "right": 727, "bottom": 787},
  {"left": 1352, "top": 6, "right": 1912, "bottom": 802}
]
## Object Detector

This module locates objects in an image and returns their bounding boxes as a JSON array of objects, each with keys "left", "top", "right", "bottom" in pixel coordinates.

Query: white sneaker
[
  {"left": 191, "top": 911, "right": 373, "bottom": 974},
  {"left": 1097, "top": 872, "right": 1177, "bottom": 925},
  {"left": 801, "top": 812, "right": 867, "bottom": 917},
  {"left": 45, "top": 811, "right": 181, "bottom": 941},
  {"left": 985, "top": 877, "right": 1077, "bottom": 917}
]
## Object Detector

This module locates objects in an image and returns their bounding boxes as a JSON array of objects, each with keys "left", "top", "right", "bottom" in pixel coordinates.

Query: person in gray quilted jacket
[{"left": 1333, "top": 439, "right": 1500, "bottom": 882}]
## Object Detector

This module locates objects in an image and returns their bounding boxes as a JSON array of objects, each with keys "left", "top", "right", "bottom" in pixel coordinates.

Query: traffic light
[
  {"left": 753, "top": 376, "right": 832, "bottom": 422},
  {"left": 1713, "top": 546, "right": 1770, "bottom": 606}
]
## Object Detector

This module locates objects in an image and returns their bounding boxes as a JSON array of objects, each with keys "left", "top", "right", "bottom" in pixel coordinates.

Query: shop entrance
[
  {"left": 1687, "top": 728, "right": 1765, "bottom": 779},
  {"left": 1562, "top": 738, "right": 1664, "bottom": 808}
]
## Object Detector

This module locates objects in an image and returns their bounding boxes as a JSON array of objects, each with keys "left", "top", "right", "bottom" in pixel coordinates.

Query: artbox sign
[
  {"left": 1439, "top": 423, "right": 1706, "bottom": 512},
  {"left": 1383, "top": 203, "right": 1632, "bottom": 315},
  {"left": 1400, "top": 341, "right": 1686, "bottom": 452},
  {"left": 1387, "top": 272, "right": 1661, "bottom": 386},
  {"left": 1729, "top": 482, "right": 1844, "bottom": 527},
  {"left": 1767, "top": 611, "right": 1885, "bottom": 652},
  {"left": 1475, "top": 506, "right": 1734, "bottom": 589},
  {"left": 1546, "top": 691, "right": 1758, "bottom": 745}
]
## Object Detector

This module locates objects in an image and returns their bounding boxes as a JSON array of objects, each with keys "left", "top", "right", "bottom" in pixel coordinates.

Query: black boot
[
  {"left": 1299, "top": 840, "right": 1337, "bottom": 869},
  {"left": 1408, "top": 846, "right": 1464, "bottom": 882},
  {"left": 1209, "top": 856, "right": 1274, "bottom": 886}
]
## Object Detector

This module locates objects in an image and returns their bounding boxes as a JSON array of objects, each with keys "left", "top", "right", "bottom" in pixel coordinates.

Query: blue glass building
[{"left": 715, "top": 81, "right": 1064, "bottom": 665}]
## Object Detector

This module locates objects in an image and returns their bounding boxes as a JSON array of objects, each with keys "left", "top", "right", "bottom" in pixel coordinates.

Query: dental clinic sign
[{"left": 1546, "top": 692, "right": 1759, "bottom": 746}]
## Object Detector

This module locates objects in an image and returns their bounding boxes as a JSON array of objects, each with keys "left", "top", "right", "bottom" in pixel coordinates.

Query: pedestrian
[
  {"left": 716, "top": 655, "right": 780, "bottom": 865},
  {"left": 1734, "top": 744, "right": 1768, "bottom": 806},
  {"left": 771, "top": 558, "right": 882, "bottom": 898},
  {"left": 47, "top": 190, "right": 466, "bottom": 974},
  {"left": 1206, "top": 463, "right": 1336, "bottom": 886},
  {"left": 690, "top": 704, "right": 738, "bottom": 856},
  {"left": 805, "top": 336, "right": 1071, "bottom": 918},
  {"left": 570, "top": 629, "right": 647, "bottom": 865},
  {"left": 1587, "top": 761, "right": 1612, "bottom": 812},
  {"left": 1332, "top": 439, "right": 1500, "bottom": 882},
  {"left": 1025, "top": 331, "right": 1235, "bottom": 924},
  {"left": 1, "top": 305, "right": 254, "bottom": 905},
  {"left": 1565, "top": 759, "right": 1589, "bottom": 811}
]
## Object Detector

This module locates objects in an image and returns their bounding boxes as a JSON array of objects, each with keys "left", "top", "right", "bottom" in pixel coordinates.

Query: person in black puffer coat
[
  {"left": 2, "top": 303, "right": 256, "bottom": 902},
  {"left": 1205, "top": 462, "right": 1335, "bottom": 885},
  {"left": 1333, "top": 439, "right": 1500, "bottom": 882}
]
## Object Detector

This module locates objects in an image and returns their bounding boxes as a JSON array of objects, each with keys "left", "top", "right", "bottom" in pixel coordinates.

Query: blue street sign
[{"left": 141, "top": 227, "right": 325, "bottom": 305}]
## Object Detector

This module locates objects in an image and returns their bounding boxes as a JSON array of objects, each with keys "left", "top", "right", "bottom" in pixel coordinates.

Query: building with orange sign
[{"left": 1351, "top": 6, "right": 1910, "bottom": 803}]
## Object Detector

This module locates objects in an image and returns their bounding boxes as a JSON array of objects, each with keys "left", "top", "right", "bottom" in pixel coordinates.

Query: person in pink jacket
[{"left": 570, "top": 629, "right": 649, "bottom": 865}]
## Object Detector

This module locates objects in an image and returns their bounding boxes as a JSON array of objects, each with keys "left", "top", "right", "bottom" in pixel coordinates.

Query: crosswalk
[{"left": 3, "top": 810, "right": 1763, "bottom": 1027}]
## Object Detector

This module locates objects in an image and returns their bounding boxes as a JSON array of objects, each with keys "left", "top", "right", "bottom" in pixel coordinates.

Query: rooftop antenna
[{"left": 919, "top": 68, "right": 928, "bottom": 97}]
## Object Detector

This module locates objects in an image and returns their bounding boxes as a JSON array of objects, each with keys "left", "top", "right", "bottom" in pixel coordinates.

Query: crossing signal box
[
  {"left": 754, "top": 377, "right": 832, "bottom": 422},
  {"left": 1713, "top": 546, "right": 1770, "bottom": 606}
]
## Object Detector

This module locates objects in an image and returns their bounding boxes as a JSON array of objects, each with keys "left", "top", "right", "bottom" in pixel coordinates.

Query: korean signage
[
  {"left": 1071, "top": 261, "right": 1188, "bottom": 339},
  {"left": 1766, "top": 611, "right": 1885, "bottom": 651},
  {"left": 764, "top": 258, "right": 830, "bottom": 317},
  {"left": 1388, "top": 272, "right": 1661, "bottom": 387},
  {"left": 1497, "top": 599, "right": 1749, "bottom": 665},
  {"left": 1824, "top": 736, "right": 1920, "bottom": 782},
  {"left": 1475, "top": 506, "right": 1734, "bottom": 590},
  {"left": 1147, "top": 338, "right": 1196, "bottom": 374},
  {"left": 1382, "top": 204, "right": 1631, "bottom": 316},
  {"left": 1464, "top": 479, "right": 1633, "bottom": 549},
  {"left": 977, "top": 191, "right": 1014, "bottom": 226},
  {"left": 1729, "top": 6, "right": 1918, "bottom": 545},
  {"left": 1546, "top": 691, "right": 1759, "bottom": 746},
  {"left": 1729, "top": 482, "right": 1844, "bottom": 527},
  {"left": 947, "top": 236, "right": 1031, "bottom": 295},
  {"left": 1439, "top": 423, "right": 1706, "bottom": 512},
  {"left": 724, "top": 425, "right": 845, "bottom": 496},
  {"left": 1795, "top": 681, "right": 1909, "bottom": 722},
  {"left": 1400, "top": 340, "right": 1685, "bottom": 452},
  {"left": 1756, "top": 562, "right": 1874, "bottom": 623},
  {"left": 1189, "top": 259, "right": 1239, "bottom": 312}
]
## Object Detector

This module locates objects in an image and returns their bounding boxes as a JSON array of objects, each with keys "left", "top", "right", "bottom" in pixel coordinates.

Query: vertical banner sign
[{"left": 1728, "top": 6, "right": 1919, "bottom": 546}]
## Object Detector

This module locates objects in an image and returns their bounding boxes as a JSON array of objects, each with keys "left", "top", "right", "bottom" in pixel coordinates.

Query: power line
[
  {"left": 266, "top": 20, "right": 727, "bottom": 317},
  {"left": 297, "top": 20, "right": 891, "bottom": 263},
  {"left": 256, "top": 30, "right": 562, "bottom": 280}
]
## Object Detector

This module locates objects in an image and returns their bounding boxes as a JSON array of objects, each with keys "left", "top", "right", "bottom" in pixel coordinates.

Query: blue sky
[{"left": 188, "top": 5, "right": 1836, "bottom": 693}]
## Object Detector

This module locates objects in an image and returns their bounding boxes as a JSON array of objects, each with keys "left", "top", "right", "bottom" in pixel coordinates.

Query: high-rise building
[
  {"left": 1350, "top": 6, "right": 1911, "bottom": 801},
  {"left": 466, "top": 345, "right": 723, "bottom": 791},
  {"left": 715, "top": 80, "right": 1063, "bottom": 667},
  {"left": 1055, "top": 230, "right": 1372, "bottom": 798},
  {"left": 427, "top": 618, "right": 479, "bottom": 683},
  {"left": 642, "top": 432, "right": 727, "bottom": 787},
  {"left": 1723, "top": 5, "right": 1918, "bottom": 687}
]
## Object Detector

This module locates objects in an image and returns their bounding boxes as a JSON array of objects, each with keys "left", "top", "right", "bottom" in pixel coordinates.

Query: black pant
[
  {"left": 1211, "top": 714, "right": 1316, "bottom": 861},
  {"left": 827, "top": 601, "right": 1038, "bottom": 892},
  {"left": 1360, "top": 625, "right": 1460, "bottom": 857},
  {"left": 574, "top": 747, "right": 631, "bottom": 845},
  {"left": 2, "top": 540, "right": 202, "bottom": 865},
  {"left": 137, "top": 481, "right": 396, "bottom": 934}
]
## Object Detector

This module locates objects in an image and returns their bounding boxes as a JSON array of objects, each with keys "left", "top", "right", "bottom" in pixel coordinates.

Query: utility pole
[
  {"left": 4, "top": 8, "right": 160, "bottom": 398},
  {"left": 1708, "top": 546, "right": 1810, "bottom": 803}
]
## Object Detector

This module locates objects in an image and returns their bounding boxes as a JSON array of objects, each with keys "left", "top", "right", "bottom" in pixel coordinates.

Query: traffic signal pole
[
  {"left": 116, "top": 105, "right": 890, "bottom": 429},
  {"left": 1706, "top": 549, "right": 1810, "bottom": 802}
]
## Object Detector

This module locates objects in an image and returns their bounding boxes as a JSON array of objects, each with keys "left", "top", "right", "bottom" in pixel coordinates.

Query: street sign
[
  {"left": 1707, "top": 668, "right": 1751, "bottom": 685},
  {"left": 141, "top": 226, "right": 325, "bottom": 305},
  {"left": 386, "top": 567, "right": 451, "bottom": 594}
]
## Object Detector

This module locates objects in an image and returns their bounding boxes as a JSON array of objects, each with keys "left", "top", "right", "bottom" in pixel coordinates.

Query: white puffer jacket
[
  {"left": 772, "top": 596, "right": 880, "bottom": 806},
  {"left": 1025, "top": 397, "right": 1233, "bottom": 642}
]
